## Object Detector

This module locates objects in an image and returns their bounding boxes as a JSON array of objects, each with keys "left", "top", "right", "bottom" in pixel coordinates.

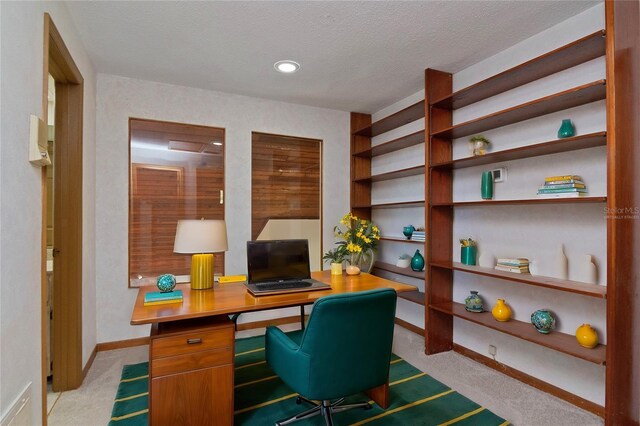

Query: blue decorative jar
[
  {"left": 464, "top": 290, "right": 484, "bottom": 313},
  {"left": 156, "top": 274, "right": 177, "bottom": 293},
  {"left": 557, "top": 119, "right": 575, "bottom": 138},
  {"left": 531, "top": 309, "right": 556, "bottom": 334},
  {"left": 410, "top": 249, "right": 425, "bottom": 272},
  {"left": 403, "top": 225, "right": 415, "bottom": 240}
]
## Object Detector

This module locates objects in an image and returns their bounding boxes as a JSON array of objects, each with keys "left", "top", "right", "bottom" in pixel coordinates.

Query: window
[{"left": 129, "top": 119, "right": 225, "bottom": 286}]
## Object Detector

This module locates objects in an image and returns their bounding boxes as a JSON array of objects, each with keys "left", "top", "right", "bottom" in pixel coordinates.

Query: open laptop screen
[{"left": 247, "top": 239, "right": 311, "bottom": 283}]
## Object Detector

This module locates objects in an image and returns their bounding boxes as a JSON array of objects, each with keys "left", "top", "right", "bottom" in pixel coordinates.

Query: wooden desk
[{"left": 131, "top": 271, "right": 417, "bottom": 425}]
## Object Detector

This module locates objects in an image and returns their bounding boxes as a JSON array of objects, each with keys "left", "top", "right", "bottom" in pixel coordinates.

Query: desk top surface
[{"left": 131, "top": 270, "right": 417, "bottom": 325}]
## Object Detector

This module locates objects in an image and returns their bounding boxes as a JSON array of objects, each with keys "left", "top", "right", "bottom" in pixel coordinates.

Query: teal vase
[
  {"left": 481, "top": 171, "right": 493, "bottom": 200},
  {"left": 156, "top": 274, "right": 176, "bottom": 293},
  {"left": 557, "top": 119, "right": 575, "bottom": 138},
  {"left": 460, "top": 246, "right": 477, "bottom": 265},
  {"left": 531, "top": 309, "right": 556, "bottom": 334},
  {"left": 410, "top": 250, "right": 425, "bottom": 272}
]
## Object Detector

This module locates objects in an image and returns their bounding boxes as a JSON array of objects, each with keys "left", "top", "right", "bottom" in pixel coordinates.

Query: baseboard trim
[
  {"left": 236, "top": 314, "right": 307, "bottom": 331},
  {"left": 452, "top": 343, "right": 604, "bottom": 418},
  {"left": 97, "top": 336, "right": 150, "bottom": 352},
  {"left": 82, "top": 345, "right": 97, "bottom": 379},
  {"left": 394, "top": 318, "right": 424, "bottom": 336}
]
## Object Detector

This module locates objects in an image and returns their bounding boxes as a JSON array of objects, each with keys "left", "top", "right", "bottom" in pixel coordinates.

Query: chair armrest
[{"left": 265, "top": 326, "right": 311, "bottom": 395}]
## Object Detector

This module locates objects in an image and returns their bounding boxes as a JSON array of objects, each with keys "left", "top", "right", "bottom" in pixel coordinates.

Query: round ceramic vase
[
  {"left": 403, "top": 225, "right": 415, "bottom": 240},
  {"left": 411, "top": 250, "right": 425, "bottom": 272},
  {"left": 156, "top": 274, "right": 176, "bottom": 293},
  {"left": 491, "top": 299, "right": 512, "bottom": 322},
  {"left": 530, "top": 309, "right": 555, "bottom": 334},
  {"left": 576, "top": 324, "right": 599, "bottom": 348},
  {"left": 464, "top": 290, "right": 484, "bottom": 313}
]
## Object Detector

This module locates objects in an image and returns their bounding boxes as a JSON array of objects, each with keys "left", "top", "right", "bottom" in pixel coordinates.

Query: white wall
[
  {"left": 370, "top": 3, "right": 606, "bottom": 406},
  {"left": 0, "top": 1, "right": 97, "bottom": 424},
  {"left": 95, "top": 74, "right": 350, "bottom": 342}
]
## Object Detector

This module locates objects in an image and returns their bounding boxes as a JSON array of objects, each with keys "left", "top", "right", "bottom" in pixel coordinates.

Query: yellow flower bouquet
[{"left": 332, "top": 212, "right": 381, "bottom": 273}]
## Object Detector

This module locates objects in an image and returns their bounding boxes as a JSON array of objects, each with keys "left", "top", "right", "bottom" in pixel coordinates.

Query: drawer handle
[{"left": 187, "top": 338, "right": 203, "bottom": 345}]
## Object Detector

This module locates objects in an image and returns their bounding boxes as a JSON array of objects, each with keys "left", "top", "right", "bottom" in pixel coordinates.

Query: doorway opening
[{"left": 41, "top": 13, "right": 84, "bottom": 424}]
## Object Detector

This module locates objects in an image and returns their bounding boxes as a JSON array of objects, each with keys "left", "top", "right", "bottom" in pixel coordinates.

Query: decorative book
[{"left": 144, "top": 290, "right": 183, "bottom": 306}]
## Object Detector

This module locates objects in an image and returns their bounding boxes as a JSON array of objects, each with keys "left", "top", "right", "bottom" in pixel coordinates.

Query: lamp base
[{"left": 191, "top": 253, "right": 214, "bottom": 290}]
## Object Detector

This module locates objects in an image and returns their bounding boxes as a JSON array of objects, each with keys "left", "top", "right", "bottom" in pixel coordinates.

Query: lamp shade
[{"left": 173, "top": 219, "right": 228, "bottom": 254}]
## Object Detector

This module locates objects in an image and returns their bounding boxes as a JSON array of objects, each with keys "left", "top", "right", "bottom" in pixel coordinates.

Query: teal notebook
[{"left": 144, "top": 290, "right": 183, "bottom": 303}]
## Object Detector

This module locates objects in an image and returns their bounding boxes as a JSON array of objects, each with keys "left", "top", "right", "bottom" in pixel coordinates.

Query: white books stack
[
  {"left": 411, "top": 231, "right": 425, "bottom": 242},
  {"left": 495, "top": 258, "right": 530, "bottom": 274}
]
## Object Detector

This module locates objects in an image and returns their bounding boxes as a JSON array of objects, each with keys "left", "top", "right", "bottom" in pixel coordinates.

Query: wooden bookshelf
[
  {"left": 353, "top": 165, "right": 425, "bottom": 183},
  {"left": 431, "top": 197, "right": 607, "bottom": 207},
  {"left": 431, "top": 132, "right": 607, "bottom": 169},
  {"left": 398, "top": 290, "right": 426, "bottom": 306},
  {"left": 430, "top": 302, "right": 606, "bottom": 365},
  {"left": 360, "top": 200, "right": 425, "bottom": 209},
  {"left": 373, "top": 261, "right": 425, "bottom": 280},
  {"left": 431, "top": 31, "right": 606, "bottom": 110},
  {"left": 353, "top": 101, "right": 424, "bottom": 137},
  {"left": 380, "top": 236, "right": 425, "bottom": 244},
  {"left": 431, "top": 80, "right": 606, "bottom": 139},
  {"left": 353, "top": 131, "right": 423, "bottom": 158},
  {"left": 431, "top": 261, "right": 607, "bottom": 299}
]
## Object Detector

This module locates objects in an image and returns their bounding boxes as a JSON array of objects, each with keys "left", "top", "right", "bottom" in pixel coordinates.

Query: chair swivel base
[{"left": 276, "top": 395, "right": 372, "bottom": 426}]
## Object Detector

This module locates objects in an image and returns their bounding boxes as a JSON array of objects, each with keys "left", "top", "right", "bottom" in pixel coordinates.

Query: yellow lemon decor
[
  {"left": 491, "top": 299, "right": 512, "bottom": 322},
  {"left": 575, "top": 323, "right": 599, "bottom": 348}
]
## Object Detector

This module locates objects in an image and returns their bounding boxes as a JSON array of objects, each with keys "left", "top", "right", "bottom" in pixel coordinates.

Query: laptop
[{"left": 245, "top": 239, "right": 331, "bottom": 296}]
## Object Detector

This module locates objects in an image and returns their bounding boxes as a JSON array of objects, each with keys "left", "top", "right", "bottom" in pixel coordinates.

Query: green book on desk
[{"left": 144, "top": 290, "right": 183, "bottom": 306}]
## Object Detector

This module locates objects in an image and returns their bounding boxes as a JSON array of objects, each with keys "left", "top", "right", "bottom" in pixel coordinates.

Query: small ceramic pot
[
  {"left": 396, "top": 257, "right": 410, "bottom": 268},
  {"left": 530, "top": 309, "right": 555, "bottom": 334},
  {"left": 491, "top": 299, "right": 512, "bottom": 322},
  {"left": 156, "top": 274, "right": 176, "bottom": 293},
  {"left": 575, "top": 323, "right": 599, "bottom": 348},
  {"left": 403, "top": 225, "right": 415, "bottom": 240},
  {"left": 346, "top": 265, "right": 360, "bottom": 275},
  {"left": 464, "top": 290, "right": 484, "bottom": 313},
  {"left": 557, "top": 119, "right": 575, "bottom": 138},
  {"left": 330, "top": 262, "right": 342, "bottom": 275},
  {"left": 460, "top": 246, "right": 477, "bottom": 265}
]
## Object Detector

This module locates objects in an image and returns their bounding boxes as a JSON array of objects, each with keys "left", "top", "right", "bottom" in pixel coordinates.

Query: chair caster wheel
[{"left": 296, "top": 396, "right": 302, "bottom": 404}]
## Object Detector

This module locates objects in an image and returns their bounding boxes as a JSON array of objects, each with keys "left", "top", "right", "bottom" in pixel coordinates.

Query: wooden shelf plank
[
  {"left": 430, "top": 261, "right": 606, "bottom": 299},
  {"left": 398, "top": 290, "right": 426, "bottom": 306},
  {"left": 380, "top": 236, "right": 425, "bottom": 244},
  {"left": 353, "top": 131, "right": 424, "bottom": 158},
  {"left": 431, "top": 81, "right": 606, "bottom": 139},
  {"left": 429, "top": 302, "right": 606, "bottom": 365},
  {"left": 431, "top": 132, "right": 607, "bottom": 170},
  {"left": 431, "top": 197, "right": 607, "bottom": 206},
  {"left": 354, "top": 165, "right": 425, "bottom": 183},
  {"left": 370, "top": 200, "right": 425, "bottom": 209},
  {"left": 373, "top": 261, "right": 424, "bottom": 279},
  {"left": 431, "top": 31, "right": 606, "bottom": 110},
  {"left": 354, "top": 101, "right": 425, "bottom": 137}
]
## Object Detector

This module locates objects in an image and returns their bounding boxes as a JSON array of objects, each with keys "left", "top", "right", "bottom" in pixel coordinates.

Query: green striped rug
[{"left": 109, "top": 335, "right": 508, "bottom": 425}]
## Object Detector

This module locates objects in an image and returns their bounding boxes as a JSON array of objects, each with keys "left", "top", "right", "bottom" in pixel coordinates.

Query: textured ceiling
[{"left": 65, "top": 1, "right": 600, "bottom": 113}]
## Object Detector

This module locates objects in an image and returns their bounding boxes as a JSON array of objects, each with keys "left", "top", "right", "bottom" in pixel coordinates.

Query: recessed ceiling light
[
  {"left": 210, "top": 141, "right": 223, "bottom": 146},
  {"left": 274, "top": 60, "right": 300, "bottom": 74}
]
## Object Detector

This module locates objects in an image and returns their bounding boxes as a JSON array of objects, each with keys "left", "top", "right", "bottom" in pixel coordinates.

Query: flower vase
[{"left": 351, "top": 249, "right": 375, "bottom": 274}]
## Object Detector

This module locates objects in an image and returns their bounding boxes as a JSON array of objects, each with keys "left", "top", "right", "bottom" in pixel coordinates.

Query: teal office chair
[{"left": 265, "top": 288, "right": 397, "bottom": 426}]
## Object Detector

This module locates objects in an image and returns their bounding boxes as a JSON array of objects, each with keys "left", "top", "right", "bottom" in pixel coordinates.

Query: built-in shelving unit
[
  {"left": 379, "top": 236, "right": 425, "bottom": 244},
  {"left": 373, "top": 261, "right": 424, "bottom": 279},
  {"left": 430, "top": 302, "right": 606, "bottom": 365},
  {"left": 353, "top": 165, "right": 425, "bottom": 183},
  {"left": 353, "top": 131, "right": 423, "bottom": 158},
  {"left": 425, "top": 28, "right": 612, "bottom": 411},
  {"left": 353, "top": 100, "right": 424, "bottom": 137}
]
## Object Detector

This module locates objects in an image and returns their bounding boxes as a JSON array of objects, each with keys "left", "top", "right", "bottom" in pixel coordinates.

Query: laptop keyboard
[{"left": 255, "top": 280, "right": 312, "bottom": 290}]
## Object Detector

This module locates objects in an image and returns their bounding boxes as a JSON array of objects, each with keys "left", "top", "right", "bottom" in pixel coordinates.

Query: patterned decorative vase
[
  {"left": 403, "top": 225, "right": 415, "bottom": 240},
  {"left": 576, "top": 323, "right": 599, "bottom": 348},
  {"left": 410, "top": 249, "right": 425, "bottom": 272},
  {"left": 557, "top": 119, "right": 575, "bottom": 138},
  {"left": 531, "top": 309, "right": 556, "bottom": 334},
  {"left": 491, "top": 299, "right": 512, "bottom": 322},
  {"left": 464, "top": 290, "right": 484, "bottom": 313},
  {"left": 156, "top": 274, "right": 176, "bottom": 293}
]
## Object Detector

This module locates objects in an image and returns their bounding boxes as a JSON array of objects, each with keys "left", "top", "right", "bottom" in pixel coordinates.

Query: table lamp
[{"left": 174, "top": 219, "right": 228, "bottom": 290}]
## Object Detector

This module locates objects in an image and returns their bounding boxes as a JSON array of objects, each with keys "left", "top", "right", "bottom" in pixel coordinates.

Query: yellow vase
[
  {"left": 491, "top": 299, "right": 512, "bottom": 322},
  {"left": 576, "top": 323, "right": 599, "bottom": 348}
]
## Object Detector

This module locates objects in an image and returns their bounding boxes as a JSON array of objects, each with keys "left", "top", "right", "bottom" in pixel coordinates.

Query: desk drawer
[
  {"left": 151, "top": 347, "right": 232, "bottom": 377},
  {"left": 152, "top": 327, "right": 233, "bottom": 359}
]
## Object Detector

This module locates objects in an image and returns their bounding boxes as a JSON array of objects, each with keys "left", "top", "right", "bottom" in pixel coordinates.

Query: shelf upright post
[
  {"left": 350, "top": 112, "right": 372, "bottom": 220},
  {"left": 425, "top": 69, "right": 454, "bottom": 354}
]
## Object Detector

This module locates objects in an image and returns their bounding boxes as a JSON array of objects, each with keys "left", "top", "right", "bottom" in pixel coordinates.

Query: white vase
[
  {"left": 576, "top": 254, "right": 598, "bottom": 284},
  {"left": 529, "top": 259, "right": 539, "bottom": 276},
  {"left": 478, "top": 250, "right": 494, "bottom": 268},
  {"left": 556, "top": 244, "right": 568, "bottom": 280}
]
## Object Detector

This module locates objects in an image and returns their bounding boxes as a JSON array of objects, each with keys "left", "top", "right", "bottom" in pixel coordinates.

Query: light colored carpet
[{"left": 48, "top": 324, "right": 603, "bottom": 426}]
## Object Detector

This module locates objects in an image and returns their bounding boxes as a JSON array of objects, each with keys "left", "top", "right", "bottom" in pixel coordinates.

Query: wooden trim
[
  {"left": 394, "top": 318, "right": 424, "bottom": 336},
  {"left": 453, "top": 344, "right": 604, "bottom": 418},
  {"left": 97, "top": 337, "right": 151, "bottom": 352},
  {"left": 236, "top": 314, "right": 308, "bottom": 331},
  {"left": 40, "top": 168, "right": 48, "bottom": 426},
  {"left": 82, "top": 346, "right": 98, "bottom": 379},
  {"left": 604, "top": 0, "right": 640, "bottom": 423}
]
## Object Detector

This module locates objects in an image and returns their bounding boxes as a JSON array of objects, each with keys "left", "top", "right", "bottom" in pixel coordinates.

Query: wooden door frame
[{"left": 40, "top": 13, "right": 84, "bottom": 422}]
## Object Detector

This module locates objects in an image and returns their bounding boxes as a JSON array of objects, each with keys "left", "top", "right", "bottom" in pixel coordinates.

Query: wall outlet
[
  {"left": 488, "top": 345, "right": 497, "bottom": 356},
  {"left": 492, "top": 168, "right": 506, "bottom": 183}
]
